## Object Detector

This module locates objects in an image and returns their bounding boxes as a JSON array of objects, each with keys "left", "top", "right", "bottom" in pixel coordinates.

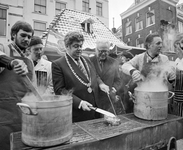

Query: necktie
[
  {"left": 100, "top": 60, "right": 104, "bottom": 70},
  {"left": 33, "top": 61, "right": 38, "bottom": 66},
  {"left": 76, "top": 59, "right": 89, "bottom": 79}
]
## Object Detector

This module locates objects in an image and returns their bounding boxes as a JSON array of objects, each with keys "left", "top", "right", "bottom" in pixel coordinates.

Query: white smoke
[{"left": 136, "top": 61, "right": 175, "bottom": 92}]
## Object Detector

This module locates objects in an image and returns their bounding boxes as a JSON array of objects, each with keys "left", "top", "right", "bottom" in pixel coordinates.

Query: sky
[{"left": 108, "top": 0, "right": 183, "bottom": 30}]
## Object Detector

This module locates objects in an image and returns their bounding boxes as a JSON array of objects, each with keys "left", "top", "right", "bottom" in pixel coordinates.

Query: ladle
[
  {"left": 12, "top": 61, "right": 43, "bottom": 101},
  {"left": 106, "top": 93, "right": 117, "bottom": 116}
]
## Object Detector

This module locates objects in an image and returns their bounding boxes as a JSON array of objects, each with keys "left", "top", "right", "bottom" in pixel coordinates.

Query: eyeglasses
[
  {"left": 98, "top": 49, "right": 108, "bottom": 53},
  {"left": 72, "top": 44, "right": 83, "bottom": 49}
]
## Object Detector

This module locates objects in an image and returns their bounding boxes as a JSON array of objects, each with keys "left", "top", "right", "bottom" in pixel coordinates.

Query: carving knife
[{"left": 89, "top": 106, "right": 116, "bottom": 117}]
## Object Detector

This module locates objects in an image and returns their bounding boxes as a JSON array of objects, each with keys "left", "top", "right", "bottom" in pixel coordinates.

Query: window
[
  {"left": 146, "top": 9, "right": 155, "bottom": 26},
  {"left": 34, "top": 21, "right": 46, "bottom": 37},
  {"left": 82, "top": 0, "right": 90, "bottom": 13},
  {"left": 178, "top": 21, "right": 183, "bottom": 33},
  {"left": 126, "top": 19, "right": 132, "bottom": 35},
  {"left": 81, "top": 18, "right": 94, "bottom": 33},
  {"left": 135, "top": 17, "right": 143, "bottom": 31},
  {"left": 34, "top": 0, "right": 46, "bottom": 14},
  {"left": 0, "top": 8, "right": 7, "bottom": 36},
  {"left": 136, "top": 38, "right": 144, "bottom": 48},
  {"left": 55, "top": 1, "right": 66, "bottom": 15},
  {"left": 96, "top": 2, "right": 102, "bottom": 16}
]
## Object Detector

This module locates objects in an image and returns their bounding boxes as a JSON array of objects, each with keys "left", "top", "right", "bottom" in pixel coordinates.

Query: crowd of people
[{"left": 0, "top": 20, "right": 183, "bottom": 149}]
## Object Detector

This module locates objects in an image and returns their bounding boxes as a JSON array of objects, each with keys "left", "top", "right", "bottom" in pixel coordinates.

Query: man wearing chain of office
[{"left": 52, "top": 31, "right": 109, "bottom": 122}]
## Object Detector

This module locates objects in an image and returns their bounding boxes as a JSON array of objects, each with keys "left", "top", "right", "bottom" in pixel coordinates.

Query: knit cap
[{"left": 29, "top": 36, "right": 43, "bottom": 47}]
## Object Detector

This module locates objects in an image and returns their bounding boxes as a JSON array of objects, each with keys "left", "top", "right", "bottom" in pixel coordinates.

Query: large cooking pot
[
  {"left": 17, "top": 95, "right": 73, "bottom": 147},
  {"left": 132, "top": 88, "right": 174, "bottom": 120}
]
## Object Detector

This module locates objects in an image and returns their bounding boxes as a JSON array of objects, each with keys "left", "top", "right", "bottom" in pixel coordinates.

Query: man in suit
[
  {"left": 28, "top": 36, "right": 53, "bottom": 94},
  {"left": 90, "top": 40, "right": 123, "bottom": 115},
  {"left": 52, "top": 31, "right": 108, "bottom": 122}
]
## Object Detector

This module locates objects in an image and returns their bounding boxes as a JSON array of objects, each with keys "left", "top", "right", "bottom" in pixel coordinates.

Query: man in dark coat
[
  {"left": 52, "top": 31, "right": 108, "bottom": 122},
  {"left": 90, "top": 40, "right": 123, "bottom": 115}
]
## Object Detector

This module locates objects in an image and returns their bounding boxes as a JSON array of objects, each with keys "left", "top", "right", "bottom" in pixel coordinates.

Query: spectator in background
[
  {"left": 28, "top": 36, "right": 53, "bottom": 94},
  {"left": 118, "top": 51, "right": 135, "bottom": 113},
  {"left": 120, "top": 51, "right": 134, "bottom": 65},
  {"left": 90, "top": 39, "right": 124, "bottom": 115},
  {"left": 170, "top": 33, "right": 183, "bottom": 116},
  {"left": 0, "top": 20, "right": 35, "bottom": 150}
]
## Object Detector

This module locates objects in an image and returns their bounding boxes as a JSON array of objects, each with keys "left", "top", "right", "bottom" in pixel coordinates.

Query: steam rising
[
  {"left": 22, "top": 87, "right": 73, "bottom": 102},
  {"left": 136, "top": 61, "right": 175, "bottom": 92},
  {"left": 162, "top": 25, "right": 178, "bottom": 53}
]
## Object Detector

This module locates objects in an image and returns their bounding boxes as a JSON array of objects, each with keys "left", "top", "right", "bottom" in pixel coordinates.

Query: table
[{"left": 10, "top": 113, "right": 183, "bottom": 150}]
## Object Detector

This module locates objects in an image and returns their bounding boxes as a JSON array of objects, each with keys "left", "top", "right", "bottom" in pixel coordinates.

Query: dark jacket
[
  {"left": 90, "top": 55, "right": 122, "bottom": 114},
  {"left": 52, "top": 53, "right": 100, "bottom": 122}
]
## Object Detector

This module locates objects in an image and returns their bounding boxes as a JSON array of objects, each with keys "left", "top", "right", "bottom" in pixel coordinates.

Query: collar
[
  {"left": 145, "top": 52, "right": 160, "bottom": 63},
  {"left": 66, "top": 52, "right": 80, "bottom": 64},
  {"left": 10, "top": 43, "right": 26, "bottom": 57}
]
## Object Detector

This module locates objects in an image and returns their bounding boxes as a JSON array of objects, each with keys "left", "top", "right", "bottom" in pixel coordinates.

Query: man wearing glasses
[
  {"left": 90, "top": 39, "right": 122, "bottom": 115},
  {"left": 52, "top": 31, "right": 108, "bottom": 122}
]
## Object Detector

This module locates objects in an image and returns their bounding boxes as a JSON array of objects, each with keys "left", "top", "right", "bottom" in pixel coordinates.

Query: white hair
[{"left": 96, "top": 39, "right": 110, "bottom": 49}]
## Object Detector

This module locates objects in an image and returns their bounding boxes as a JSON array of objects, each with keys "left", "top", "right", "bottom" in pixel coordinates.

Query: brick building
[{"left": 120, "top": 0, "right": 181, "bottom": 60}]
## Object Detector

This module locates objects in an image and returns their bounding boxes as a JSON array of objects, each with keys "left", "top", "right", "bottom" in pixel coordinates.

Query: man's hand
[
  {"left": 168, "top": 70, "right": 176, "bottom": 81},
  {"left": 11, "top": 59, "right": 28, "bottom": 76},
  {"left": 99, "top": 83, "right": 110, "bottom": 94},
  {"left": 132, "top": 70, "right": 142, "bottom": 82},
  {"left": 80, "top": 101, "right": 93, "bottom": 111},
  {"left": 111, "top": 87, "right": 116, "bottom": 93}
]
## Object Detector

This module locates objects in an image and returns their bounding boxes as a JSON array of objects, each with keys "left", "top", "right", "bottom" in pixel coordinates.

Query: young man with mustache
[
  {"left": 0, "top": 20, "right": 35, "bottom": 150},
  {"left": 52, "top": 31, "right": 108, "bottom": 122},
  {"left": 171, "top": 33, "right": 183, "bottom": 116}
]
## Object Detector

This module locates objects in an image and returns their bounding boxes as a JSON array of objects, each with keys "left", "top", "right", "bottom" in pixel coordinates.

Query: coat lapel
[
  {"left": 101, "top": 57, "right": 112, "bottom": 76},
  {"left": 92, "top": 55, "right": 103, "bottom": 75}
]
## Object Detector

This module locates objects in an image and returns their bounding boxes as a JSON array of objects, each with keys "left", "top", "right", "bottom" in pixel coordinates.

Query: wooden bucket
[
  {"left": 133, "top": 89, "right": 174, "bottom": 120},
  {"left": 17, "top": 95, "right": 73, "bottom": 147}
]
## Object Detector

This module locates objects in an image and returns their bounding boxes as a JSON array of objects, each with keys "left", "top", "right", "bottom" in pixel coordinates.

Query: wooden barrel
[
  {"left": 134, "top": 89, "right": 169, "bottom": 120},
  {"left": 19, "top": 95, "right": 73, "bottom": 147}
]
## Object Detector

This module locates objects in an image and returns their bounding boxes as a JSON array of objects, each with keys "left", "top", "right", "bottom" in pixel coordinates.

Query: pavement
[{"left": 177, "top": 139, "right": 183, "bottom": 150}]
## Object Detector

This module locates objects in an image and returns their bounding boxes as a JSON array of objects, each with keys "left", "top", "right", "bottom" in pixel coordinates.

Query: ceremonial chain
[{"left": 65, "top": 54, "right": 92, "bottom": 93}]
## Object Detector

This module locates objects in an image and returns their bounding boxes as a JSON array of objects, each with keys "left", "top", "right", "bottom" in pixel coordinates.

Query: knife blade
[{"left": 89, "top": 106, "right": 116, "bottom": 117}]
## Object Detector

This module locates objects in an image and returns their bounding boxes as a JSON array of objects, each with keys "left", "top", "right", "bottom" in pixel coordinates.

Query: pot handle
[
  {"left": 17, "top": 103, "right": 38, "bottom": 116},
  {"left": 168, "top": 91, "right": 175, "bottom": 100},
  {"left": 128, "top": 91, "right": 137, "bottom": 104}
]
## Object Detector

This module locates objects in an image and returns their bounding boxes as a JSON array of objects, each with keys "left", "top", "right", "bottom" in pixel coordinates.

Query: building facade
[
  {"left": 120, "top": 0, "right": 180, "bottom": 55},
  {"left": 0, "top": 0, "right": 109, "bottom": 43}
]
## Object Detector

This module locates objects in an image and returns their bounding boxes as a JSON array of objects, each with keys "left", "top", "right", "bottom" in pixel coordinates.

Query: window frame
[
  {"left": 146, "top": 9, "right": 155, "bottom": 27},
  {"left": 82, "top": 0, "right": 90, "bottom": 13},
  {"left": 0, "top": 7, "right": 7, "bottom": 36},
  {"left": 34, "top": 0, "right": 47, "bottom": 14},
  {"left": 136, "top": 38, "right": 144, "bottom": 48},
  {"left": 96, "top": 1, "right": 102, "bottom": 16},
  {"left": 55, "top": 1, "right": 66, "bottom": 15},
  {"left": 34, "top": 21, "right": 46, "bottom": 37},
  {"left": 135, "top": 17, "right": 143, "bottom": 31},
  {"left": 178, "top": 21, "right": 183, "bottom": 33},
  {"left": 125, "top": 19, "right": 132, "bottom": 35}
]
